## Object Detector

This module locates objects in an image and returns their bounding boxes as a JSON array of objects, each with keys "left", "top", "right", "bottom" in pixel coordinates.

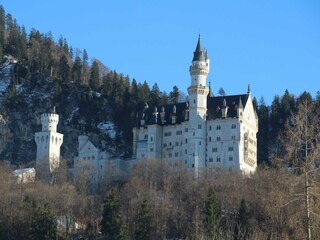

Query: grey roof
[
  {"left": 207, "top": 94, "right": 248, "bottom": 120},
  {"left": 192, "top": 35, "right": 206, "bottom": 62},
  {"left": 135, "top": 94, "right": 249, "bottom": 127}
]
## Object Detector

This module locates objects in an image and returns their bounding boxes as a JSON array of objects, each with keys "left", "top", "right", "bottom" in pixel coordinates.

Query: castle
[
  {"left": 34, "top": 36, "right": 258, "bottom": 185},
  {"left": 132, "top": 36, "right": 258, "bottom": 175}
]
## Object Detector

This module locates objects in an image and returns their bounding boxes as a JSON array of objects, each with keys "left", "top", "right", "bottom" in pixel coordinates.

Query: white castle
[
  {"left": 132, "top": 36, "right": 258, "bottom": 175},
  {"left": 35, "top": 108, "right": 64, "bottom": 181},
  {"left": 34, "top": 36, "right": 258, "bottom": 186}
]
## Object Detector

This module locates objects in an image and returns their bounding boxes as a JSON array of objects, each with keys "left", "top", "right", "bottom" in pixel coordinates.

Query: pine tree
[
  {"left": 135, "top": 199, "right": 154, "bottom": 240},
  {"left": 89, "top": 60, "right": 100, "bottom": 90},
  {"left": 72, "top": 55, "right": 82, "bottom": 83},
  {"left": 100, "top": 189, "right": 127, "bottom": 240},
  {"left": 58, "top": 54, "right": 70, "bottom": 81},
  {"left": 218, "top": 87, "right": 226, "bottom": 96},
  {"left": 257, "top": 97, "right": 270, "bottom": 164},
  {"left": 30, "top": 204, "right": 57, "bottom": 240},
  {"left": 169, "top": 85, "right": 180, "bottom": 104},
  {"left": 82, "top": 48, "right": 90, "bottom": 85},
  {"left": 5, "top": 14, "right": 20, "bottom": 58},
  {"left": 204, "top": 188, "right": 222, "bottom": 239},
  {"left": 150, "top": 83, "right": 161, "bottom": 106}
]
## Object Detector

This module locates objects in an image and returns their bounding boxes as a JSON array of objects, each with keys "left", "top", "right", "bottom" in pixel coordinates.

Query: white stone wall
[{"left": 35, "top": 113, "right": 63, "bottom": 178}]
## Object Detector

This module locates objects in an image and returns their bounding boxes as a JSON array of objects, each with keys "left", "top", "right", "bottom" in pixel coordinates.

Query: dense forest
[{"left": 0, "top": 5, "right": 319, "bottom": 240}]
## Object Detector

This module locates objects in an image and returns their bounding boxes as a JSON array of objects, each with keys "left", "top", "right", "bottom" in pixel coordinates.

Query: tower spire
[{"left": 192, "top": 35, "right": 205, "bottom": 62}]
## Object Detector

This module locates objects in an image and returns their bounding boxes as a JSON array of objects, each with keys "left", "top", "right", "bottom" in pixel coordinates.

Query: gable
[
  {"left": 80, "top": 140, "right": 98, "bottom": 154},
  {"left": 243, "top": 95, "right": 258, "bottom": 129}
]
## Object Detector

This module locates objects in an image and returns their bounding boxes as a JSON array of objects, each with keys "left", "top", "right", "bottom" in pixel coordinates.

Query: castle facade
[{"left": 132, "top": 36, "right": 258, "bottom": 175}]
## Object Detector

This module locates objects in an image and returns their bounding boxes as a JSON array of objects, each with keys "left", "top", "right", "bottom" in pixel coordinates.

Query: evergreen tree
[
  {"left": 5, "top": 14, "right": 20, "bottom": 58},
  {"left": 234, "top": 199, "right": 250, "bottom": 240},
  {"left": 169, "top": 85, "right": 180, "bottom": 104},
  {"left": 82, "top": 48, "right": 90, "bottom": 85},
  {"left": 58, "top": 54, "right": 70, "bottom": 81},
  {"left": 150, "top": 83, "right": 161, "bottom": 106},
  {"left": 280, "top": 89, "right": 295, "bottom": 123},
  {"left": 100, "top": 189, "right": 127, "bottom": 240},
  {"left": 89, "top": 60, "right": 100, "bottom": 90},
  {"left": 72, "top": 55, "right": 83, "bottom": 83},
  {"left": 218, "top": 87, "right": 226, "bottom": 96},
  {"left": 270, "top": 95, "right": 281, "bottom": 138},
  {"left": 30, "top": 204, "right": 57, "bottom": 240},
  {"left": 135, "top": 199, "right": 154, "bottom": 240},
  {"left": 19, "top": 25, "right": 28, "bottom": 63},
  {"left": 204, "top": 188, "right": 222, "bottom": 239},
  {"left": 257, "top": 96, "right": 270, "bottom": 164}
]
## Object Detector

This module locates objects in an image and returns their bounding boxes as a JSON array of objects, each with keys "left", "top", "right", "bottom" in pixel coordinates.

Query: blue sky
[{"left": 2, "top": 0, "right": 320, "bottom": 104}]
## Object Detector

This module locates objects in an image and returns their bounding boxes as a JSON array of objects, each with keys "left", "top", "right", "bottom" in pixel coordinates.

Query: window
[
  {"left": 92, "top": 156, "right": 95, "bottom": 160},
  {"left": 169, "top": 153, "right": 172, "bottom": 158},
  {"left": 192, "top": 164, "right": 194, "bottom": 168},
  {"left": 232, "top": 124, "right": 236, "bottom": 129},
  {"left": 216, "top": 157, "right": 221, "bottom": 162},
  {"left": 232, "top": 135, "right": 236, "bottom": 140},
  {"left": 217, "top": 136, "right": 221, "bottom": 141},
  {"left": 209, "top": 137, "right": 212, "bottom": 142},
  {"left": 209, "top": 158, "right": 213, "bottom": 162},
  {"left": 175, "top": 142, "right": 179, "bottom": 146},
  {"left": 194, "top": 100, "right": 196, "bottom": 104},
  {"left": 185, "top": 159, "right": 187, "bottom": 164},
  {"left": 209, "top": 125, "right": 212, "bottom": 131},
  {"left": 185, "top": 149, "right": 187, "bottom": 154},
  {"left": 198, "top": 124, "right": 202, "bottom": 129},
  {"left": 164, "top": 132, "right": 172, "bottom": 137},
  {"left": 176, "top": 130, "right": 182, "bottom": 135},
  {"left": 185, "top": 139, "right": 188, "bottom": 143},
  {"left": 150, "top": 136, "right": 153, "bottom": 142},
  {"left": 228, "top": 146, "right": 234, "bottom": 151},
  {"left": 144, "top": 134, "right": 148, "bottom": 140},
  {"left": 163, "top": 143, "right": 167, "bottom": 147},
  {"left": 175, "top": 152, "right": 179, "bottom": 157},
  {"left": 193, "top": 132, "right": 195, "bottom": 136},
  {"left": 199, "top": 141, "right": 202, "bottom": 145},
  {"left": 229, "top": 156, "right": 233, "bottom": 161},
  {"left": 150, "top": 148, "right": 154, "bottom": 152},
  {"left": 169, "top": 142, "right": 172, "bottom": 146},
  {"left": 185, "top": 128, "right": 188, "bottom": 132},
  {"left": 216, "top": 125, "right": 221, "bottom": 130},
  {"left": 212, "top": 147, "right": 217, "bottom": 152}
]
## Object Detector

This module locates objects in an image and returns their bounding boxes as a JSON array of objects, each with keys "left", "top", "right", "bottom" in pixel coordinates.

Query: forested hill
[
  {"left": 0, "top": 5, "right": 319, "bottom": 165},
  {"left": 0, "top": 5, "right": 180, "bottom": 164}
]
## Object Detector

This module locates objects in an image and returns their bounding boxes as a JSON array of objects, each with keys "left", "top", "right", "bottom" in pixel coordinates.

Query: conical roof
[{"left": 192, "top": 35, "right": 205, "bottom": 62}]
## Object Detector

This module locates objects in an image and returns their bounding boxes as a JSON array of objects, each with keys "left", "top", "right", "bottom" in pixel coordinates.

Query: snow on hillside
[
  {"left": 0, "top": 57, "right": 14, "bottom": 103},
  {"left": 97, "top": 121, "right": 116, "bottom": 139}
]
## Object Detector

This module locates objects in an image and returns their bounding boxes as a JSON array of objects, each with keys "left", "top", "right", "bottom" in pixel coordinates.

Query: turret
[
  {"left": 187, "top": 35, "right": 210, "bottom": 121},
  {"left": 189, "top": 35, "right": 210, "bottom": 87},
  {"left": 35, "top": 108, "right": 64, "bottom": 183}
]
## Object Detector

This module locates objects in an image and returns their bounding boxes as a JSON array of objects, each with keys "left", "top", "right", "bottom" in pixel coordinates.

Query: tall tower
[
  {"left": 35, "top": 108, "right": 64, "bottom": 182},
  {"left": 187, "top": 36, "right": 210, "bottom": 176},
  {"left": 188, "top": 35, "right": 210, "bottom": 122}
]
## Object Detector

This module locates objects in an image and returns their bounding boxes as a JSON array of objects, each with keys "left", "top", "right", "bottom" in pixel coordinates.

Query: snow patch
[
  {"left": 67, "top": 107, "right": 79, "bottom": 123},
  {"left": 97, "top": 121, "right": 116, "bottom": 139}
]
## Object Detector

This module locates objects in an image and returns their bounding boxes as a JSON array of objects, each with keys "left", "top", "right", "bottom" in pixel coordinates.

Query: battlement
[
  {"left": 41, "top": 113, "right": 59, "bottom": 122},
  {"left": 40, "top": 113, "right": 59, "bottom": 132}
]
